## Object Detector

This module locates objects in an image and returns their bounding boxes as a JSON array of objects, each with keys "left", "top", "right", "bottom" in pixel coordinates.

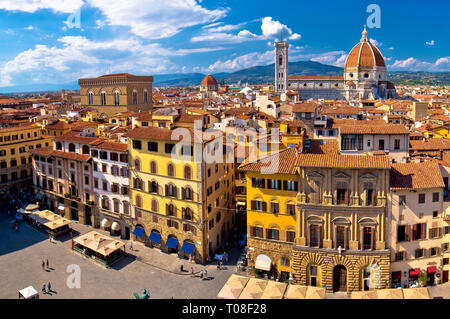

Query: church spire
[{"left": 361, "top": 25, "right": 368, "bottom": 42}]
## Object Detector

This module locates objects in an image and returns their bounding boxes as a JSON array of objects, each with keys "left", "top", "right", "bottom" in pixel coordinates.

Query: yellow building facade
[
  {"left": 127, "top": 126, "right": 235, "bottom": 263},
  {"left": 0, "top": 126, "right": 52, "bottom": 193},
  {"left": 240, "top": 149, "right": 392, "bottom": 292}
]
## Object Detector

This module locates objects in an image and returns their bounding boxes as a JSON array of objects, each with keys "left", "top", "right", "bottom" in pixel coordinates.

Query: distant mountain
[
  {"left": 387, "top": 71, "right": 450, "bottom": 86},
  {"left": 1, "top": 61, "right": 449, "bottom": 94},
  {"left": 154, "top": 61, "right": 343, "bottom": 87}
]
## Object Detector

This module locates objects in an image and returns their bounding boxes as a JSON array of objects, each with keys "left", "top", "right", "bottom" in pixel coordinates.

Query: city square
[{"left": 0, "top": 200, "right": 242, "bottom": 299}]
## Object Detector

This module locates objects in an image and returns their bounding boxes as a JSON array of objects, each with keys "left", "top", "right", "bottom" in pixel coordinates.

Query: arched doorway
[
  {"left": 166, "top": 235, "right": 179, "bottom": 254},
  {"left": 333, "top": 265, "right": 347, "bottom": 292}
]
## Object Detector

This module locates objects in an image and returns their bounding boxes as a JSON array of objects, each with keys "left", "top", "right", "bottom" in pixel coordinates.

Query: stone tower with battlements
[{"left": 275, "top": 41, "right": 289, "bottom": 94}]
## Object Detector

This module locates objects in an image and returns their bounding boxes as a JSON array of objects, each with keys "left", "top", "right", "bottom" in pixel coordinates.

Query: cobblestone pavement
[{"left": 0, "top": 203, "right": 247, "bottom": 299}]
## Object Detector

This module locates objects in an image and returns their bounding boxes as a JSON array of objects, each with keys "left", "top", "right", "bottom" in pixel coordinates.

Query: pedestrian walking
[
  {"left": 47, "top": 282, "right": 51, "bottom": 292},
  {"left": 42, "top": 284, "right": 46, "bottom": 294},
  {"left": 204, "top": 269, "right": 208, "bottom": 279},
  {"left": 46, "top": 259, "right": 49, "bottom": 269},
  {"left": 190, "top": 267, "right": 195, "bottom": 277},
  {"left": 130, "top": 241, "right": 133, "bottom": 251},
  {"left": 42, "top": 260, "right": 45, "bottom": 271}
]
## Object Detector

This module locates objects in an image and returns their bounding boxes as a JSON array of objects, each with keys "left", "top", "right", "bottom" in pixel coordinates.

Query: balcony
[{"left": 314, "top": 116, "right": 327, "bottom": 127}]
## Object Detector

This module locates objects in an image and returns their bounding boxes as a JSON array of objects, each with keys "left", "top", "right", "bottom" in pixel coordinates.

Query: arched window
[
  {"left": 151, "top": 199, "right": 159, "bottom": 213},
  {"left": 143, "top": 90, "right": 148, "bottom": 104},
  {"left": 184, "top": 165, "right": 192, "bottom": 180},
  {"left": 183, "top": 187, "right": 193, "bottom": 200},
  {"left": 183, "top": 207, "right": 193, "bottom": 220},
  {"left": 100, "top": 91, "right": 107, "bottom": 105},
  {"left": 101, "top": 197, "right": 110, "bottom": 210},
  {"left": 135, "top": 195, "right": 142, "bottom": 208},
  {"left": 149, "top": 181, "right": 158, "bottom": 194},
  {"left": 56, "top": 141, "right": 62, "bottom": 151},
  {"left": 134, "top": 178, "right": 143, "bottom": 190},
  {"left": 150, "top": 161, "right": 157, "bottom": 174},
  {"left": 123, "top": 201, "right": 130, "bottom": 215},
  {"left": 88, "top": 92, "right": 94, "bottom": 105},
  {"left": 167, "top": 204, "right": 176, "bottom": 217},
  {"left": 132, "top": 90, "right": 138, "bottom": 105},
  {"left": 113, "top": 198, "right": 120, "bottom": 213},
  {"left": 279, "top": 55, "right": 283, "bottom": 66},
  {"left": 68, "top": 143, "right": 76, "bottom": 152},
  {"left": 167, "top": 163, "right": 175, "bottom": 177},
  {"left": 82, "top": 145, "right": 90, "bottom": 155},
  {"left": 134, "top": 158, "right": 141, "bottom": 171},
  {"left": 114, "top": 91, "right": 120, "bottom": 106}
]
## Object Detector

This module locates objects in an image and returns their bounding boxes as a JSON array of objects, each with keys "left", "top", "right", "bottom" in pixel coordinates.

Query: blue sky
[{"left": 0, "top": 0, "right": 449, "bottom": 90}]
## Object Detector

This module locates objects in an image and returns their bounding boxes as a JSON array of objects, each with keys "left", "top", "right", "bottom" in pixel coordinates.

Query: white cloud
[
  {"left": 24, "top": 26, "right": 34, "bottom": 30},
  {"left": 192, "top": 16, "right": 300, "bottom": 44},
  {"left": 391, "top": 56, "right": 450, "bottom": 72},
  {"left": 0, "top": 0, "right": 228, "bottom": 39},
  {"left": 0, "top": 35, "right": 227, "bottom": 87},
  {"left": 306, "top": 51, "right": 348, "bottom": 67},
  {"left": 206, "top": 50, "right": 274, "bottom": 73},
  {"left": 260, "top": 17, "right": 300, "bottom": 41},
  {"left": 426, "top": 40, "right": 435, "bottom": 46},
  {"left": 86, "top": 0, "right": 228, "bottom": 39},
  {"left": 0, "top": 0, "right": 83, "bottom": 13},
  {"left": 369, "top": 38, "right": 382, "bottom": 47}
]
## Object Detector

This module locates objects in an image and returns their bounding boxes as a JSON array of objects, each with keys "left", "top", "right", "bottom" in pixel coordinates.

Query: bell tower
[{"left": 275, "top": 41, "right": 289, "bottom": 93}]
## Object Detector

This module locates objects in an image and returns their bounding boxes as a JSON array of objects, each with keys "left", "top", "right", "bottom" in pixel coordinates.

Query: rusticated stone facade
[
  {"left": 78, "top": 73, "right": 153, "bottom": 118},
  {"left": 247, "top": 237, "right": 293, "bottom": 274},
  {"left": 134, "top": 207, "right": 205, "bottom": 263},
  {"left": 291, "top": 247, "right": 391, "bottom": 292}
]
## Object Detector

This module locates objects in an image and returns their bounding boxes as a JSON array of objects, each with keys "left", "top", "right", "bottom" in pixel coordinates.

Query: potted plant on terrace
[{"left": 418, "top": 271, "right": 428, "bottom": 287}]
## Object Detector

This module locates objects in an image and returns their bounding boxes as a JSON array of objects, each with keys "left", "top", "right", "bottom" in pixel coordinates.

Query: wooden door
[
  {"left": 333, "top": 265, "right": 347, "bottom": 292},
  {"left": 443, "top": 271, "right": 449, "bottom": 283}
]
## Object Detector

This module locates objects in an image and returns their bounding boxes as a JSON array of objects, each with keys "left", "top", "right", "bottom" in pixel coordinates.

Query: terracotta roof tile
[
  {"left": 390, "top": 162, "right": 444, "bottom": 190},
  {"left": 296, "top": 154, "right": 391, "bottom": 169}
]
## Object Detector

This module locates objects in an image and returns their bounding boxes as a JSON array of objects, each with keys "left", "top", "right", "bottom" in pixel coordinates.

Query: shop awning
[
  {"left": 237, "top": 202, "right": 246, "bottom": 206},
  {"left": 181, "top": 242, "right": 195, "bottom": 255},
  {"left": 166, "top": 237, "right": 179, "bottom": 249},
  {"left": 111, "top": 222, "right": 120, "bottom": 231},
  {"left": 255, "top": 255, "right": 272, "bottom": 272},
  {"left": 132, "top": 227, "right": 144, "bottom": 237},
  {"left": 409, "top": 268, "right": 420, "bottom": 277},
  {"left": 148, "top": 232, "right": 161, "bottom": 244},
  {"left": 392, "top": 271, "right": 402, "bottom": 279},
  {"left": 427, "top": 266, "right": 436, "bottom": 274},
  {"left": 101, "top": 219, "right": 111, "bottom": 228}
]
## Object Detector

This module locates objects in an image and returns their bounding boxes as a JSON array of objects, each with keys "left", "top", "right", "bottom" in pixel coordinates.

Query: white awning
[
  {"left": 57, "top": 204, "right": 65, "bottom": 211},
  {"left": 255, "top": 254, "right": 272, "bottom": 272},
  {"left": 19, "top": 286, "right": 38, "bottom": 299},
  {"left": 101, "top": 218, "right": 111, "bottom": 228},
  {"left": 111, "top": 222, "right": 120, "bottom": 231}
]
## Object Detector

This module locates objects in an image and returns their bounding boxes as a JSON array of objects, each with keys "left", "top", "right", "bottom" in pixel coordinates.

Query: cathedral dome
[
  {"left": 201, "top": 74, "right": 218, "bottom": 86},
  {"left": 345, "top": 26, "right": 386, "bottom": 69}
]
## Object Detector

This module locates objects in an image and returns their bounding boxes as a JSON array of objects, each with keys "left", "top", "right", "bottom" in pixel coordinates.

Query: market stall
[
  {"left": 19, "top": 286, "right": 39, "bottom": 299},
  {"left": 72, "top": 231, "right": 126, "bottom": 267},
  {"left": 26, "top": 210, "right": 71, "bottom": 237}
]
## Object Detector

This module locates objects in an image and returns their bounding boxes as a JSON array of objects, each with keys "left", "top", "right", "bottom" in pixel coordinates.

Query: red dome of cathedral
[
  {"left": 345, "top": 26, "right": 386, "bottom": 69},
  {"left": 201, "top": 74, "right": 218, "bottom": 86}
]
